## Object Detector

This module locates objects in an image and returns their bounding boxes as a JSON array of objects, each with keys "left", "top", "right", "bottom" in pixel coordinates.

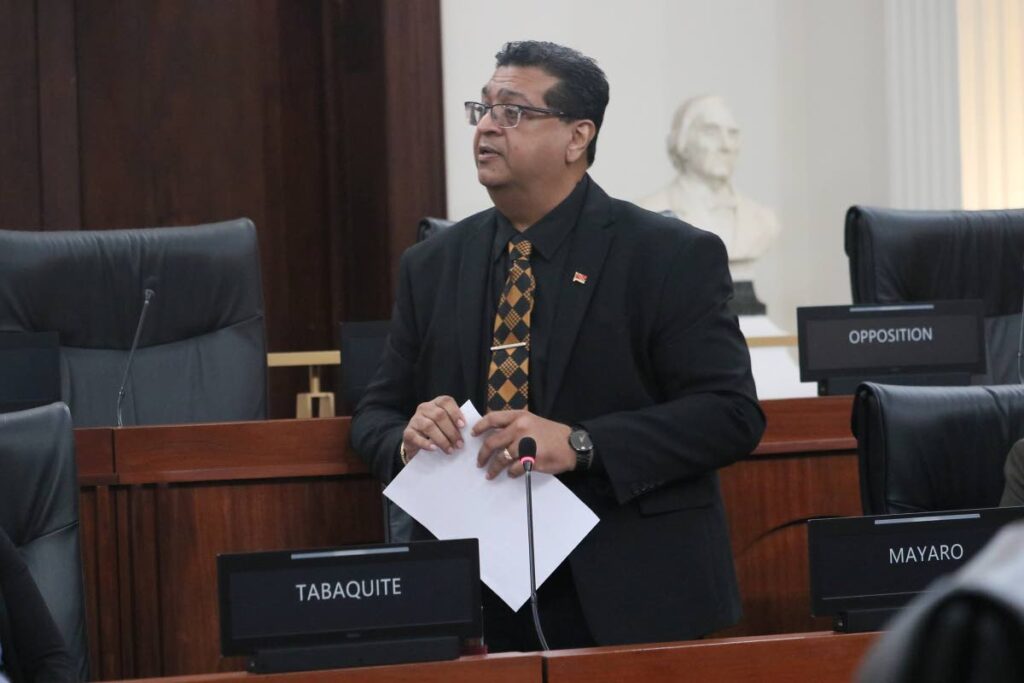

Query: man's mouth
[{"left": 477, "top": 144, "right": 501, "bottom": 161}]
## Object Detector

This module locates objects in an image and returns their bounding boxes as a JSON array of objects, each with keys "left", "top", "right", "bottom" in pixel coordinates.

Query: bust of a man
[{"left": 638, "top": 95, "right": 780, "bottom": 286}]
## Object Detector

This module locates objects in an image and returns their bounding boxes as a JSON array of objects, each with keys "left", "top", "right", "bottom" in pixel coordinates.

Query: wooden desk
[
  {"left": 544, "top": 631, "right": 876, "bottom": 683},
  {"left": 103, "top": 632, "right": 874, "bottom": 683},
  {"left": 718, "top": 396, "right": 860, "bottom": 636},
  {"left": 75, "top": 396, "right": 859, "bottom": 680},
  {"left": 76, "top": 419, "right": 383, "bottom": 680},
  {"left": 109, "top": 652, "right": 541, "bottom": 683}
]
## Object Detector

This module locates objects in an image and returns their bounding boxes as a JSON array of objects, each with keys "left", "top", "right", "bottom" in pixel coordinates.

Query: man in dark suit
[{"left": 351, "top": 40, "right": 765, "bottom": 651}]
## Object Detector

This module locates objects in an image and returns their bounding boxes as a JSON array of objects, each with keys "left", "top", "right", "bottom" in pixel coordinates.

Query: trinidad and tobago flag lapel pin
[{"left": 572, "top": 271, "right": 588, "bottom": 285}]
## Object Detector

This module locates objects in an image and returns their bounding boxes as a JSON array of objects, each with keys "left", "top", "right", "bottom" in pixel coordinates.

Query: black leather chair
[
  {"left": 852, "top": 382, "right": 1024, "bottom": 514},
  {"left": 0, "top": 402, "right": 88, "bottom": 680},
  {"left": 0, "top": 219, "right": 268, "bottom": 427},
  {"left": 416, "top": 217, "right": 454, "bottom": 243},
  {"left": 845, "top": 206, "right": 1024, "bottom": 384}
]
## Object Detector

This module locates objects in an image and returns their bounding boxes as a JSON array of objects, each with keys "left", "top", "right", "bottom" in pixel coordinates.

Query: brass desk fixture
[{"left": 266, "top": 351, "right": 341, "bottom": 418}]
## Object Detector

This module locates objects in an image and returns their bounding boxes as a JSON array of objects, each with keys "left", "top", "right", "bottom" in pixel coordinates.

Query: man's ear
[{"left": 565, "top": 120, "right": 596, "bottom": 164}]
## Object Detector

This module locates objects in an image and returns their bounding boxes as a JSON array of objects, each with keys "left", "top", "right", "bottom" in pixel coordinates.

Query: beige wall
[{"left": 441, "top": 0, "right": 893, "bottom": 330}]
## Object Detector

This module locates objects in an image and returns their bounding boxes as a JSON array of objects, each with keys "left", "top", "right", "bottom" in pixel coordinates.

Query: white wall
[{"left": 441, "top": 0, "right": 893, "bottom": 330}]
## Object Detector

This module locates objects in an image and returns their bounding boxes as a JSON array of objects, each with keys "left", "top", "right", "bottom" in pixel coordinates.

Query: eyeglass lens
[{"left": 465, "top": 103, "right": 520, "bottom": 128}]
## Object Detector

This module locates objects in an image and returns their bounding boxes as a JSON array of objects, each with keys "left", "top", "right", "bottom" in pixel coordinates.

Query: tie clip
[{"left": 490, "top": 341, "right": 527, "bottom": 351}]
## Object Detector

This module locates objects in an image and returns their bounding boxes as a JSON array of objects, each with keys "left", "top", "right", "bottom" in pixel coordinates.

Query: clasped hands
[{"left": 401, "top": 396, "right": 575, "bottom": 479}]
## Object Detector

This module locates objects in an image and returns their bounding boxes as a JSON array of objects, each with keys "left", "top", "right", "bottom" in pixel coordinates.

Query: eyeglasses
[{"left": 464, "top": 101, "right": 571, "bottom": 129}]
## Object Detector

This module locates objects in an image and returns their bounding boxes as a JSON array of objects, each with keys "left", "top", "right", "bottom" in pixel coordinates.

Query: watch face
[{"left": 570, "top": 430, "right": 593, "bottom": 451}]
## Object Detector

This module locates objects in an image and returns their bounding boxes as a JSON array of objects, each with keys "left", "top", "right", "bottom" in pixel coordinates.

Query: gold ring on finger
[{"left": 502, "top": 448, "right": 514, "bottom": 463}]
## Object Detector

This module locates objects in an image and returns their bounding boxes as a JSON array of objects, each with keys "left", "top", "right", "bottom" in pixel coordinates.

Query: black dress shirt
[{"left": 479, "top": 176, "right": 590, "bottom": 413}]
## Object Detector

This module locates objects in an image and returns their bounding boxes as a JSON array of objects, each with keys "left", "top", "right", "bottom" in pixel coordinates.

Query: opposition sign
[{"left": 797, "top": 300, "right": 986, "bottom": 382}]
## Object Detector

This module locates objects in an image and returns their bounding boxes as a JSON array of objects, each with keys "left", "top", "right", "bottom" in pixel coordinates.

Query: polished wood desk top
[
  {"left": 545, "top": 631, "right": 876, "bottom": 683},
  {"left": 73, "top": 395, "right": 856, "bottom": 483},
  {"left": 105, "top": 632, "right": 875, "bottom": 683},
  {"left": 110, "top": 652, "right": 540, "bottom": 683}
]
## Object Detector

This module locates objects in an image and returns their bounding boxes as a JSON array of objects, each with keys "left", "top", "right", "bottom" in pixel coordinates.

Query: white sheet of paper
[{"left": 383, "top": 401, "right": 600, "bottom": 611}]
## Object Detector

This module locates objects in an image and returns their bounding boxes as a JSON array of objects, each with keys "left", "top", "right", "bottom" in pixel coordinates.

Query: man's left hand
[{"left": 472, "top": 410, "right": 575, "bottom": 480}]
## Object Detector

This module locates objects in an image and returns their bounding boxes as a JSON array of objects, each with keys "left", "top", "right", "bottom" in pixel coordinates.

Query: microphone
[
  {"left": 518, "top": 437, "right": 550, "bottom": 651},
  {"left": 116, "top": 286, "right": 155, "bottom": 427}
]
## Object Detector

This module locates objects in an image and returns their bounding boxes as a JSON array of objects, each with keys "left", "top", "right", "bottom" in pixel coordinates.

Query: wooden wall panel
[
  {"left": 381, "top": 0, "right": 447, "bottom": 288},
  {"left": 0, "top": 0, "right": 446, "bottom": 417},
  {"left": 37, "top": 0, "right": 81, "bottom": 228},
  {"left": 321, "top": 0, "right": 391, "bottom": 322},
  {"left": 322, "top": 0, "right": 448, "bottom": 322},
  {"left": 75, "top": 1, "right": 270, "bottom": 229},
  {"left": 0, "top": 0, "right": 42, "bottom": 228},
  {"left": 73, "top": 1, "right": 331, "bottom": 419},
  {"left": 66, "top": 0, "right": 444, "bottom": 417}
]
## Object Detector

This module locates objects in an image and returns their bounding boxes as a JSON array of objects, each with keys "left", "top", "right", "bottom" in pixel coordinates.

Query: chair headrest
[
  {"left": 852, "top": 382, "right": 1024, "bottom": 513},
  {"left": 0, "top": 219, "right": 264, "bottom": 349},
  {"left": 846, "top": 206, "right": 1024, "bottom": 316},
  {"left": 417, "top": 217, "right": 455, "bottom": 243}
]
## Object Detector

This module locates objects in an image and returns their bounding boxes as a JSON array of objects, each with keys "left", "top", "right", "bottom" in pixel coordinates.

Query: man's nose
[{"left": 476, "top": 108, "right": 502, "bottom": 133}]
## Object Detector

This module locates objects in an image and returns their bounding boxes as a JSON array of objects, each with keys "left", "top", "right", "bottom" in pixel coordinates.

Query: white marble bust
[{"left": 638, "top": 95, "right": 780, "bottom": 283}]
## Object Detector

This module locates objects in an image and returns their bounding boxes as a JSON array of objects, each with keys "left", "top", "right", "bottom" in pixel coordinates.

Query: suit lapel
[
  {"left": 541, "top": 182, "right": 614, "bottom": 416},
  {"left": 456, "top": 212, "right": 494, "bottom": 404}
]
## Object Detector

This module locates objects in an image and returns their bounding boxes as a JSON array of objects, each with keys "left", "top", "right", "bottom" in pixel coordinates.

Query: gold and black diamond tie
[{"left": 486, "top": 235, "right": 535, "bottom": 412}]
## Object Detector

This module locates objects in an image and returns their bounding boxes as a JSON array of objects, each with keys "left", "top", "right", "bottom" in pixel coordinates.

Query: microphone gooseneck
[
  {"left": 116, "top": 288, "right": 155, "bottom": 427},
  {"left": 517, "top": 437, "right": 549, "bottom": 651}
]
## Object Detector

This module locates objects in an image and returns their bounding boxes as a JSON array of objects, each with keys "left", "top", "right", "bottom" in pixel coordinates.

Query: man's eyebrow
[
  {"left": 481, "top": 85, "right": 533, "bottom": 104},
  {"left": 495, "top": 87, "right": 531, "bottom": 103}
]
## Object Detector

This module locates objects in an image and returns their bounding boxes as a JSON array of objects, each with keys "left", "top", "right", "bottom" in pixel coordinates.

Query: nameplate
[
  {"left": 797, "top": 300, "right": 986, "bottom": 382},
  {"left": 217, "top": 539, "right": 481, "bottom": 657},
  {"left": 809, "top": 506, "right": 1024, "bottom": 618}
]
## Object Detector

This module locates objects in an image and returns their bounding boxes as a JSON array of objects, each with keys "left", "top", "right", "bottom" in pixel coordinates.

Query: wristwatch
[{"left": 568, "top": 427, "right": 594, "bottom": 471}]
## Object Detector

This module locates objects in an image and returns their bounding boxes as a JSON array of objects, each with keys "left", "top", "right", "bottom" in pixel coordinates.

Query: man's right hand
[{"left": 401, "top": 396, "right": 466, "bottom": 461}]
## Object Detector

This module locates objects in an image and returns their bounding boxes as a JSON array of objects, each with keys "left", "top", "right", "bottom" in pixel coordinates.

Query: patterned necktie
[{"left": 486, "top": 235, "right": 535, "bottom": 411}]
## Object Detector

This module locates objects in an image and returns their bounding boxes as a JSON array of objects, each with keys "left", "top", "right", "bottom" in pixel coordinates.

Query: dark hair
[{"left": 495, "top": 41, "right": 609, "bottom": 166}]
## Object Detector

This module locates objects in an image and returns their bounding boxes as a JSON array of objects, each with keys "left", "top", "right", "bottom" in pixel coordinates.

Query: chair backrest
[
  {"left": 0, "top": 403, "right": 88, "bottom": 679},
  {"left": 845, "top": 206, "right": 1024, "bottom": 384},
  {"left": 852, "top": 382, "right": 1024, "bottom": 514},
  {"left": 337, "top": 320, "right": 391, "bottom": 412},
  {"left": 0, "top": 220, "right": 268, "bottom": 427},
  {"left": 416, "top": 217, "right": 454, "bottom": 243}
]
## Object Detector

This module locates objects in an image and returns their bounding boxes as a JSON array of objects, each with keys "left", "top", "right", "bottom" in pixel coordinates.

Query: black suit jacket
[{"left": 351, "top": 179, "right": 765, "bottom": 644}]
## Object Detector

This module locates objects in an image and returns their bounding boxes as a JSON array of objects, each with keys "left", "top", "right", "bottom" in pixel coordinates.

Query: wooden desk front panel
[
  {"left": 544, "top": 632, "right": 876, "bottom": 683},
  {"left": 121, "top": 477, "right": 383, "bottom": 678},
  {"left": 718, "top": 452, "right": 861, "bottom": 636}
]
